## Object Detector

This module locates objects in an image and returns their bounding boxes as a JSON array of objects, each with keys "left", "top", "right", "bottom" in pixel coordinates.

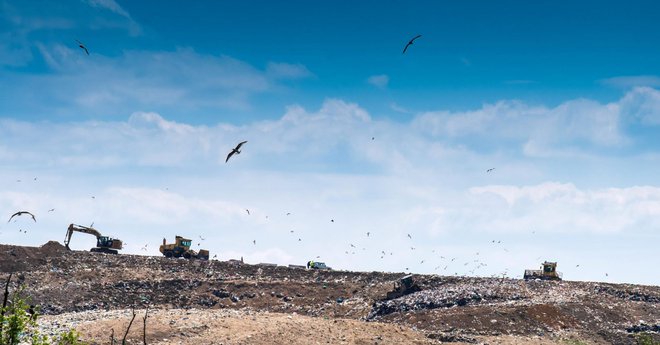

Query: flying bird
[
  {"left": 407, "top": 234, "right": 412, "bottom": 239},
  {"left": 8, "top": 211, "right": 36, "bottom": 223},
  {"left": 47, "top": 208, "right": 55, "bottom": 212},
  {"left": 253, "top": 240, "right": 256, "bottom": 245},
  {"left": 245, "top": 209, "right": 250, "bottom": 215},
  {"left": 226, "top": 141, "right": 248, "bottom": 163},
  {"left": 486, "top": 168, "right": 496, "bottom": 173},
  {"left": 366, "top": 232, "right": 370, "bottom": 237},
  {"left": 402, "top": 34, "right": 422, "bottom": 54},
  {"left": 76, "top": 40, "right": 89, "bottom": 55}
]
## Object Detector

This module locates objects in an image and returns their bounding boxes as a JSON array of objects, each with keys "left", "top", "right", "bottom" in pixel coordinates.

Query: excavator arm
[{"left": 64, "top": 224, "right": 102, "bottom": 249}]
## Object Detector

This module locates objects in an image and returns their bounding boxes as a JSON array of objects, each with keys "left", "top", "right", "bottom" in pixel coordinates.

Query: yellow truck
[{"left": 159, "top": 236, "right": 209, "bottom": 260}]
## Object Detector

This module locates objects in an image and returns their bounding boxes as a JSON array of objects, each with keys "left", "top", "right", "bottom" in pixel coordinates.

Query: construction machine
[
  {"left": 385, "top": 274, "right": 421, "bottom": 300},
  {"left": 307, "top": 260, "right": 331, "bottom": 270},
  {"left": 160, "top": 236, "right": 209, "bottom": 260},
  {"left": 524, "top": 261, "right": 563, "bottom": 281},
  {"left": 64, "top": 223, "right": 123, "bottom": 254}
]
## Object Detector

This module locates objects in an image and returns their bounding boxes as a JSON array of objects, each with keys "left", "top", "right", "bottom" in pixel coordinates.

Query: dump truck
[
  {"left": 159, "top": 236, "right": 209, "bottom": 260},
  {"left": 524, "top": 261, "right": 562, "bottom": 281},
  {"left": 385, "top": 274, "right": 421, "bottom": 300},
  {"left": 64, "top": 223, "right": 123, "bottom": 254}
]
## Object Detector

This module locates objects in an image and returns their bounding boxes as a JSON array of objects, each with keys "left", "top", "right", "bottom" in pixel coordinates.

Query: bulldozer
[
  {"left": 385, "top": 274, "right": 421, "bottom": 300},
  {"left": 64, "top": 223, "right": 123, "bottom": 254},
  {"left": 159, "top": 236, "right": 209, "bottom": 260},
  {"left": 524, "top": 261, "right": 562, "bottom": 281}
]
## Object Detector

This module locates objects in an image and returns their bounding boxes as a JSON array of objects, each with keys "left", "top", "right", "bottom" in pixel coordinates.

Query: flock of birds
[{"left": 2, "top": 35, "right": 612, "bottom": 281}]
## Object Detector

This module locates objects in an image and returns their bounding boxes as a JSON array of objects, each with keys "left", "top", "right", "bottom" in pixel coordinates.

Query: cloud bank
[{"left": 1, "top": 89, "right": 660, "bottom": 284}]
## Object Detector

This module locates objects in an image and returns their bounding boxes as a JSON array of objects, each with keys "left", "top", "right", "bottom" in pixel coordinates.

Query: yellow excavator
[{"left": 64, "top": 223, "right": 123, "bottom": 254}]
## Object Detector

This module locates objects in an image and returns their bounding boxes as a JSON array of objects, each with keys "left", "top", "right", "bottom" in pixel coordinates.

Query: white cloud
[
  {"left": 411, "top": 87, "right": 660, "bottom": 155},
  {"left": 367, "top": 74, "right": 389, "bottom": 89},
  {"left": 266, "top": 62, "right": 313, "bottom": 79},
  {"left": 618, "top": 87, "right": 660, "bottom": 125},
  {"left": 468, "top": 183, "right": 660, "bottom": 234},
  {"left": 600, "top": 75, "right": 660, "bottom": 89},
  {"left": 21, "top": 46, "right": 282, "bottom": 113},
  {"left": 85, "top": 0, "right": 131, "bottom": 18}
]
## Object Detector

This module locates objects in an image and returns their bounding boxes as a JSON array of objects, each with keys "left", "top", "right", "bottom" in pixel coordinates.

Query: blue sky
[{"left": 1, "top": 0, "right": 660, "bottom": 285}]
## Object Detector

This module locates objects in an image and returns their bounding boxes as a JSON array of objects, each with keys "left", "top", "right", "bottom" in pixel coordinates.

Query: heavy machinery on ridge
[
  {"left": 524, "top": 261, "right": 563, "bottom": 281},
  {"left": 160, "top": 236, "right": 209, "bottom": 260},
  {"left": 385, "top": 274, "right": 421, "bottom": 300},
  {"left": 64, "top": 223, "right": 123, "bottom": 254}
]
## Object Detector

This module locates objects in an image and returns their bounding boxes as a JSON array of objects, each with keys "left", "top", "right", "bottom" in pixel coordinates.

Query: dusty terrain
[{"left": 1, "top": 241, "right": 659, "bottom": 344}]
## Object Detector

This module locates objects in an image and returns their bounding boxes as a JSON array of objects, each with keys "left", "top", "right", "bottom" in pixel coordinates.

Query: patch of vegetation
[
  {"left": 1, "top": 274, "right": 86, "bottom": 345},
  {"left": 636, "top": 333, "right": 660, "bottom": 345},
  {"left": 563, "top": 339, "right": 589, "bottom": 345}
]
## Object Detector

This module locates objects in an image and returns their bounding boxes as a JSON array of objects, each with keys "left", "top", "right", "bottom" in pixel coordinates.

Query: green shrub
[
  {"left": 637, "top": 333, "right": 660, "bottom": 345},
  {"left": 1, "top": 276, "right": 86, "bottom": 345}
]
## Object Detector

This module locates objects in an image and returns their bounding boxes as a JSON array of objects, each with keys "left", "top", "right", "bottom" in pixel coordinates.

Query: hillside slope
[{"left": 1, "top": 242, "right": 659, "bottom": 344}]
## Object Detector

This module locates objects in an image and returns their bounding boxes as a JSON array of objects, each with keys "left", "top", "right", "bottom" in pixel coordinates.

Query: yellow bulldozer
[
  {"left": 159, "top": 236, "right": 209, "bottom": 260},
  {"left": 524, "top": 261, "right": 562, "bottom": 281}
]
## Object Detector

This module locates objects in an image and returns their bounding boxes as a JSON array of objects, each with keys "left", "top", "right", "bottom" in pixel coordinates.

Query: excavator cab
[{"left": 97, "top": 236, "right": 112, "bottom": 248}]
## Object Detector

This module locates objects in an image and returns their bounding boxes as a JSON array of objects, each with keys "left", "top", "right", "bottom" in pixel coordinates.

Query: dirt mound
[{"left": 39, "top": 240, "right": 68, "bottom": 256}]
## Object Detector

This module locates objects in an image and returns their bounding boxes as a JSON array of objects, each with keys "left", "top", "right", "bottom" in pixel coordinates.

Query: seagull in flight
[
  {"left": 245, "top": 209, "right": 250, "bottom": 215},
  {"left": 402, "top": 34, "right": 422, "bottom": 54},
  {"left": 226, "top": 141, "right": 247, "bottom": 163},
  {"left": 76, "top": 40, "right": 89, "bottom": 55},
  {"left": 47, "top": 208, "right": 55, "bottom": 212},
  {"left": 8, "top": 211, "right": 36, "bottom": 223},
  {"left": 486, "top": 168, "right": 496, "bottom": 173},
  {"left": 407, "top": 234, "right": 412, "bottom": 239}
]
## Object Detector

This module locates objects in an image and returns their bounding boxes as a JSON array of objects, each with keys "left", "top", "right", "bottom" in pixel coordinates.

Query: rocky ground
[{"left": 1, "top": 241, "right": 659, "bottom": 344}]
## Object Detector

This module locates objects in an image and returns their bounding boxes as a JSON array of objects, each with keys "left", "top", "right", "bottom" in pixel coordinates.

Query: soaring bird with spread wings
[
  {"left": 402, "top": 34, "right": 422, "bottom": 54},
  {"left": 76, "top": 40, "right": 89, "bottom": 55},
  {"left": 226, "top": 141, "right": 248, "bottom": 163},
  {"left": 8, "top": 211, "right": 36, "bottom": 223}
]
